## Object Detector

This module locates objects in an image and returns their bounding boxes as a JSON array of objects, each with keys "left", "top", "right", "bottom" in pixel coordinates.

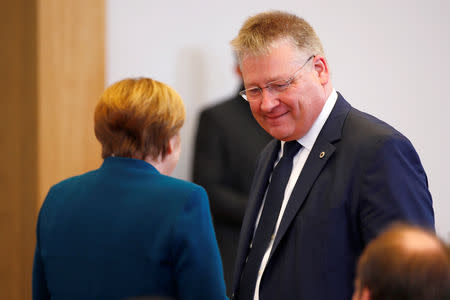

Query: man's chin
[{"left": 264, "top": 126, "right": 292, "bottom": 141}]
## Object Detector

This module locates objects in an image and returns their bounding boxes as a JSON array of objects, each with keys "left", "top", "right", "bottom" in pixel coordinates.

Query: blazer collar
[
  {"left": 319, "top": 91, "right": 350, "bottom": 143},
  {"left": 269, "top": 92, "right": 351, "bottom": 257},
  {"left": 100, "top": 156, "right": 159, "bottom": 173},
  {"left": 232, "top": 138, "right": 279, "bottom": 292},
  {"left": 237, "top": 139, "right": 280, "bottom": 247}
]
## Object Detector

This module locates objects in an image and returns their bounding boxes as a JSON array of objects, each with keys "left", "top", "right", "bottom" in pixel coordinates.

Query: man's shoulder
[
  {"left": 346, "top": 107, "right": 406, "bottom": 140},
  {"left": 329, "top": 93, "right": 412, "bottom": 152},
  {"left": 334, "top": 106, "right": 419, "bottom": 164}
]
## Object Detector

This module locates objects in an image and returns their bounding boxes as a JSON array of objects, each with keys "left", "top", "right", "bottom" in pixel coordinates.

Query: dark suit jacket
[
  {"left": 232, "top": 93, "right": 434, "bottom": 300},
  {"left": 193, "top": 89, "right": 272, "bottom": 295},
  {"left": 33, "top": 157, "right": 227, "bottom": 300}
]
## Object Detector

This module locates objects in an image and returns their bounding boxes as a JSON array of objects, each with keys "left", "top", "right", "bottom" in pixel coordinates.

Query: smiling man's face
[{"left": 241, "top": 40, "right": 328, "bottom": 141}]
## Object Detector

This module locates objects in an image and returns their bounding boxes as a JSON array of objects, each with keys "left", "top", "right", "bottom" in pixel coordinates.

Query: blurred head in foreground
[{"left": 353, "top": 223, "right": 450, "bottom": 300}]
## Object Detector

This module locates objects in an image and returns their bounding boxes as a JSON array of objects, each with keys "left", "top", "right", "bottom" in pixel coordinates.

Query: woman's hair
[
  {"left": 231, "top": 10, "right": 324, "bottom": 64},
  {"left": 94, "top": 77, "right": 185, "bottom": 160}
]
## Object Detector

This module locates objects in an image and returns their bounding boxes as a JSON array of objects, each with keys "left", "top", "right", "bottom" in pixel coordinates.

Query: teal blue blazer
[{"left": 33, "top": 157, "right": 227, "bottom": 300}]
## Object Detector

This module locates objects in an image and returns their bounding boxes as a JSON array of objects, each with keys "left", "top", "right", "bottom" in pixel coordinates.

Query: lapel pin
[{"left": 319, "top": 151, "right": 325, "bottom": 159}]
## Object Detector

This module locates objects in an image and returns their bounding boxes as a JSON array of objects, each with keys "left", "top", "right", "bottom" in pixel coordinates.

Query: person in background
[
  {"left": 32, "top": 78, "right": 227, "bottom": 300},
  {"left": 352, "top": 223, "right": 450, "bottom": 300},
  {"left": 230, "top": 11, "right": 434, "bottom": 300},
  {"left": 193, "top": 64, "right": 272, "bottom": 296}
]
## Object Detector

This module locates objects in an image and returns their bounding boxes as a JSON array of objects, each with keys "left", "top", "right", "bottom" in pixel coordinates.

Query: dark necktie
[{"left": 238, "top": 140, "right": 302, "bottom": 299}]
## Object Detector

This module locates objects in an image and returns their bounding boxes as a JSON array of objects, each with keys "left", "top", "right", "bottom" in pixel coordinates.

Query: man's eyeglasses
[{"left": 239, "top": 55, "right": 315, "bottom": 102}]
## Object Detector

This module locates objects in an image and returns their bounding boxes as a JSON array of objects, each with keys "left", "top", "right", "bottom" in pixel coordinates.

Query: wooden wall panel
[
  {"left": 0, "top": 1, "right": 38, "bottom": 299},
  {"left": 38, "top": 0, "right": 104, "bottom": 203},
  {"left": 0, "top": 1, "right": 104, "bottom": 299}
]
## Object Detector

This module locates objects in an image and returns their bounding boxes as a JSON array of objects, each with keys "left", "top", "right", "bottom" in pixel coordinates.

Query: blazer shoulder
[
  {"left": 161, "top": 175, "right": 207, "bottom": 195},
  {"left": 339, "top": 107, "right": 423, "bottom": 173},
  {"left": 331, "top": 93, "right": 409, "bottom": 145},
  {"left": 156, "top": 175, "right": 209, "bottom": 207},
  {"left": 45, "top": 169, "right": 99, "bottom": 199},
  {"left": 345, "top": 107, "right": 410, "bottom": 144},
  {"left": 38, "top": 169, "right": 101, "bottom": 221}
]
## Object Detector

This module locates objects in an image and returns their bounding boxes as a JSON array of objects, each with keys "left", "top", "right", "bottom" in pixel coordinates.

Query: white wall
[{"left": 106, "top": 0, "right": 450, "bottom": 240}]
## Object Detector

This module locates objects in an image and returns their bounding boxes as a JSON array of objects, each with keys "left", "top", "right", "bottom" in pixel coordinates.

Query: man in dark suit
[
  {"left": 193, "top": 65, "right": 272, "bottom": 296},
  {"left": 230, "top": 11, "right": 435, "bottom": 300}
]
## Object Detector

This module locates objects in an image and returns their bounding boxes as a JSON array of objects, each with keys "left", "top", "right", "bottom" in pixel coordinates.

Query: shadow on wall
[{"left": 173, "top": 47, "right": 207, "bottom": 180}]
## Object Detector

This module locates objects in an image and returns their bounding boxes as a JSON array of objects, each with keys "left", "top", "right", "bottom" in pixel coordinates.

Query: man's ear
[
  {"left": 235, "top": 64, "right": 243, "bottom": 79},
  {"left": 313, "top": 55, "right": 330, "bottom": 86}
]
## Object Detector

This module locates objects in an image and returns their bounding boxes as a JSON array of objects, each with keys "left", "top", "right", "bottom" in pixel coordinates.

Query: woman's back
[{"left": 34, "top": 157, "right": 227, "bottom": 300}]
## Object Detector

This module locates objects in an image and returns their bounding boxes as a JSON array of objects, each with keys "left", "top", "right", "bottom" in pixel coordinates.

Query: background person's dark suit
[
  {"left": 193, "top": 86, "right": 272, "bottom": 295},
  {"left": 232, "top": 93, "right": 434, "bottom": 300},
  {"left": 33, "top": 157, "right": 227, "bottom": 300}
]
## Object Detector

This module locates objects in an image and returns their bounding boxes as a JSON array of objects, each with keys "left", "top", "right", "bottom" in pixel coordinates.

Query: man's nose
[{"left": 259, "top": 87, "right": 278, "bottom": 112}]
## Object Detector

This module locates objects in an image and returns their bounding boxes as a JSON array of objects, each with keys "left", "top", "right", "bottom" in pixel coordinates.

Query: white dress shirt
[{"left": 252, "top": 89, "right": 338, "bottom": 300}]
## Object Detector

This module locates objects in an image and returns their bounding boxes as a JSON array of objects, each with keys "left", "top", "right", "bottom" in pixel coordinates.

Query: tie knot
[{"left": 283, "top": 141, "right": 301, "bottom": 159}]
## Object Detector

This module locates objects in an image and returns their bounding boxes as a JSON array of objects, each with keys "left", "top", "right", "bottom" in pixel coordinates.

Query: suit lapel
[
  {"left": 233, "top": 139, "right": 279, "bottom": 291},
  {"left": 270, "top": 94, "right": 351, "bottom": 257}
]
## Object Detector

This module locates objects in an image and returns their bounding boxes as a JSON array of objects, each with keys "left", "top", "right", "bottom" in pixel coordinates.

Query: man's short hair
[
  {"left": 94, "top": 78, "right": 185, "bottom": 160},
  {"left": 230, "top": 10, "right": 325, "bottom": 64},
  {"left": 355, "top": 223, "right": 450, "bottom": 300}
]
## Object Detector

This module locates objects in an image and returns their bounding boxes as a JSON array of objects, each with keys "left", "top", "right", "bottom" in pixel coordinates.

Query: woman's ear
[
  {"left": 166, "top": 139, "right": 174, "bottom": 155},
  {"left": 167, "top": 134, "right": 180, "bottom": 154}
]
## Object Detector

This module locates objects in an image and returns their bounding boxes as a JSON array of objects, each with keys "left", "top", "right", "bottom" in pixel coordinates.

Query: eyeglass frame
[{"left": 239, "top": 55, "right": 315, "bottom": 102}]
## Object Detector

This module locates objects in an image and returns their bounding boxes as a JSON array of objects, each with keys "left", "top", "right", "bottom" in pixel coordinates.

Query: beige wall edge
[{"left": 0, "top": 1, "right": 104, "bottom": 299}]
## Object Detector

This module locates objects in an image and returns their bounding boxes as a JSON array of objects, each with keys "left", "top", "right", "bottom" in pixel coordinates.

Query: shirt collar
[{"left": 282, "top": 88, "right": 338, "bottom": 151}]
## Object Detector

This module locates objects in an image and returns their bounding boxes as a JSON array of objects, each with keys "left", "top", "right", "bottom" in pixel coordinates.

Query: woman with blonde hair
[{"left": 32, "top": 78, "right": 227, "bottom": 300}]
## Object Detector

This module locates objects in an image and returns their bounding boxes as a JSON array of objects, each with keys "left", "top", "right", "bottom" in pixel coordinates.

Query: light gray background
[{"left": 106, "top": 0, "right": 449, "bottom": 240}]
